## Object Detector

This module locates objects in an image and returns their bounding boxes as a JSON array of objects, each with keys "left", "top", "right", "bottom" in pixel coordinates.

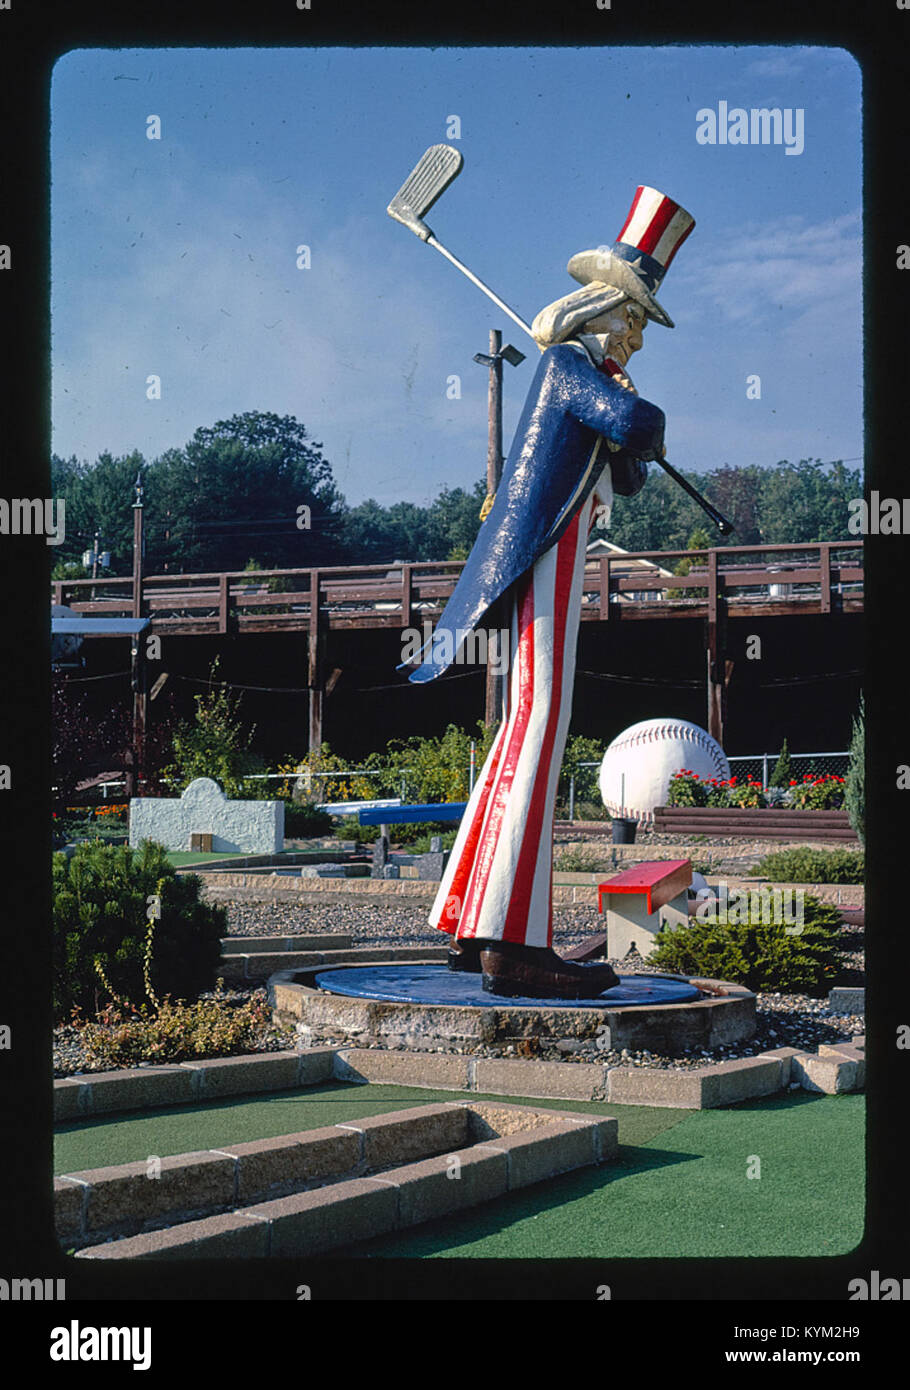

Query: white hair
[{"left": 531, "top": 283, "right": 629, "bottom": 348}]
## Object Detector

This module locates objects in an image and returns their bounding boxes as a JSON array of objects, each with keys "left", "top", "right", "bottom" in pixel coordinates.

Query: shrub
[
  {"left": 844, "top": 695, "right": 864, "bottom": 846},
  {"left": 649, "top": 895, "right": 844, "bottom": 996},
  {"left": 75, "top": 988, "right": 278, "bottom": 1068},
  {"left": 283, "top": 801, "right": 334, "bottom": 838},
  {"left": 560, "top": 735, "right": 606, "bottom": 806},
  {"left": 333, "top": 818, "right": 379, "bottom": 845},
  {"left": 770, "top": 739, "right": 792, "bottom": 790},
  {"left": 787, "top": 773, "right": 845, "bottom": 809},
  {"left": 332, "top": 818, "right": 458, "bottom": 850},
  {"left": 374, "top": 722, "right": 498, "bottom": 804},
  {"left": 749, "top": 846, "right": 864, "bottom": 884},
  {"left": 554, "top": 845, "right": 611, "bottom": 873},
  {"left": 53, "top": 839, "right": 225, "bottom": 1018},
  {"left": 290, "top": 744, "right": 382, "bottom": 807},
  {"left": 403, "top": 828, "right": 459, "bottom": 854}
]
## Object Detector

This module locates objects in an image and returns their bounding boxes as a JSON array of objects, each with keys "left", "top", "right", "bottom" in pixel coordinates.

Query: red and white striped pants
[{"left": 429, "top": 484, "right": 602, "bottom": 949}]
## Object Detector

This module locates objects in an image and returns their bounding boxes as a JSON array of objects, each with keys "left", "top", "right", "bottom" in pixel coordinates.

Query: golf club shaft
[
  {"left": 425, "top": 232, "right": 734, "bottom": 535},
  {"left": 427, "top": 236, "right": 534, "bottom": 339},
  {"left": 657, "top": 456, "right": 734, "bottom": 535}
]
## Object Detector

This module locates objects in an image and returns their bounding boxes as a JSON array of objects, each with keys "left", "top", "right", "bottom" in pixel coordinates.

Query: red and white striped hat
[{"left": 567, "top": 186, "right": 695, "bottom": 328}]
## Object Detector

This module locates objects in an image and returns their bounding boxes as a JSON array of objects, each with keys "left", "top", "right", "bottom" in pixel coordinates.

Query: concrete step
[
  {"left": 67, "top": 1101, "right": 617, "bottom": 1260},
  {"left": 221, "top": 934, "right": 353, "bottom": 954}
]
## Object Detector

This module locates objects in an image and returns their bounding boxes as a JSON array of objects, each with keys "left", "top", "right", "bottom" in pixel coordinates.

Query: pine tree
[{"left": 770, "top": 738, "right": 792, "bottom": 788}]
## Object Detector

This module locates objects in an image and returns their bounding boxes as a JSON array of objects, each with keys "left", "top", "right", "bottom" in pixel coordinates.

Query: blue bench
[
  {"left": 357, "top": 803, "right": 467, "bottom": 881},
  {"left": 358, "top": 802, "right": 467, "bottom": 826}
]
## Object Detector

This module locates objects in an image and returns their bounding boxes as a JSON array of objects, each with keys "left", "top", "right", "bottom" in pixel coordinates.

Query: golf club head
[{"left": 387, "top": 143, "right": 463, "bottom": 241}]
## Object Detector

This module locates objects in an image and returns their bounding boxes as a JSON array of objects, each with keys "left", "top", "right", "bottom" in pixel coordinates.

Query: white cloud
[
  {"left": 674, "top": 211, "right": 860, "bottom": 335},
  {"left": 744, "top": 54, "right": 805, "bottom": 79}
]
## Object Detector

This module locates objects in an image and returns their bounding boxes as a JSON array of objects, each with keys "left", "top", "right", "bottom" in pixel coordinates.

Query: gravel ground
[{"left": 53, "top": 893, "right": 863, "bottom": 1078}]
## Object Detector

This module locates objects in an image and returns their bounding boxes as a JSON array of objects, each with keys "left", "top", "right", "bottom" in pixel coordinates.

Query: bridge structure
[{"left": 52, "top": 540, "right": 863, "bottom": 761}]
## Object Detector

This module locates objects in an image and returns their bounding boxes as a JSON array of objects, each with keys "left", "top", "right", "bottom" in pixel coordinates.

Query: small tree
[
  {"left": 51, "top": 559, "right": 88, "bottom": 581},
  {"left": 166, "top": 659, "right": 260, "bottom": 797},
  {"left": 667, "top": 526, "right": 711, "bottom": 599},
  {"left": 844, "top": 694, "right": 864, "bottom": 846},
  {"left": 561, "top": 734, "right": 606, "bottom": 810},
  {"left": 770, "top": 738, "right": 792, "bottom": 789}
]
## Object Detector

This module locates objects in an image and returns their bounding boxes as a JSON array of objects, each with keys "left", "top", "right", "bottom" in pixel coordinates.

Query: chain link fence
[
  {"left": 727, "top": 751, "right": 849, "bottom": 787},
  {"left": 558, "top": 751, "right": 851, "bottom": 821}
]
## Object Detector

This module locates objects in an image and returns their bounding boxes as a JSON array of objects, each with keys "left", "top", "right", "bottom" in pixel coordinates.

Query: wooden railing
[{"left": 50, "top": 541, "right": 863, "bottom": 635}]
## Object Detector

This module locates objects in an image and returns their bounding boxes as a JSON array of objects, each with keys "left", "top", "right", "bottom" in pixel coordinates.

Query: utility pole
[
  {"left": 128, "top": 473, "right": 147, "bottom": 799},
  {"left": 474, "top": 330, "right": 524, "bottom": 727}
]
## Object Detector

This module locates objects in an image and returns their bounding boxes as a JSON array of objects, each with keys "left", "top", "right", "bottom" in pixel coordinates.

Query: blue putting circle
[{"left": 312, "top": 964, "right": 702, "bottom": 1008}]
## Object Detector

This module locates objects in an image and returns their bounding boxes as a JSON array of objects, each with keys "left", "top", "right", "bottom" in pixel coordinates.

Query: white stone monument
[{"left": 129, "top": 777, "right": 284, "bottom": 855}]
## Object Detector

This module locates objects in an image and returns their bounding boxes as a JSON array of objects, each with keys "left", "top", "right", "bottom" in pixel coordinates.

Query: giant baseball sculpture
[
  {"left": 599, "top": 718, "right": 730, "bottom": 825},
  {"left": 394, "top": 176, "right": 695, "bottom": 998}
]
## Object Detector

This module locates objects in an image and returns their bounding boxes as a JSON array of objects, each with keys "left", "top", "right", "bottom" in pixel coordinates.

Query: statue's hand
[{"left": 609, "top": 451, "right": 649, "bottom": 497}]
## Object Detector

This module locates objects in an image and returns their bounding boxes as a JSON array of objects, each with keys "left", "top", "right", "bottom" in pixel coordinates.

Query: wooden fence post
[{"left": 308, "top": 570, "right": 324, "bottom": 754}]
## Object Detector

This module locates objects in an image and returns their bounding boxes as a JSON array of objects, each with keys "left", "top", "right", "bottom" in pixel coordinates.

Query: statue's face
[{"left": 583, "top": 300, "right": 646, "bottom": 366}]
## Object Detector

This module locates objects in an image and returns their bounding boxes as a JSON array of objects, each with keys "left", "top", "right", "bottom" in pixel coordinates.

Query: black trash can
[{"left": 611, "top": 817, "right": 637, "bottom": 844}]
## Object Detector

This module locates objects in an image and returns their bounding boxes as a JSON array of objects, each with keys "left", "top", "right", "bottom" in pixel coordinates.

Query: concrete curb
[
  {"left": 70, "top": 1101, "right": 615, "bottom": 1260},
  {"left": 54, "top": 1049, "right": 337, "bottom": 1122},
  {"left": 56, "top": 1031, "right": 864, "bottom": 1125}
]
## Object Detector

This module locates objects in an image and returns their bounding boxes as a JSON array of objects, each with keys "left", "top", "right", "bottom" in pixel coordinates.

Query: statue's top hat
[{"left": 567, "top": 186, "right": 694, "bottom": 328}]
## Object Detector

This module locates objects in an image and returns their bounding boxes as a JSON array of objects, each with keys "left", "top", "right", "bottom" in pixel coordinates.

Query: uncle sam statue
[{"left": 406, "top": 186, "right": 694, "bottom": 998}]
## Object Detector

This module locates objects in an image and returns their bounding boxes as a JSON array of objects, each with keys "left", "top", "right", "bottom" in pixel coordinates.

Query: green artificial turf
[
  {"left": 54, "top": 1082, "right": 685, "bottom": 1174},
  {"left": 166, "top": 847, "right": 302, "bottom": 866},
  {"left": 339, "top": 1091, "right": 865, "bottom": 1260},
  {"left": 54, "top": 1080, "right": 864, "bottom": 1259},
  {"left": 165, "top": 851, "right": 247, "bottom": 867}
]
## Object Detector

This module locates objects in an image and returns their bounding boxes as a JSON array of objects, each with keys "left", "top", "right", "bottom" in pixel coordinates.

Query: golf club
[
  {"left": 387, "top": 143, "right": 533, "bottom": 340},
  {"left": 388, "top": 145, "right": 734, "bottom": 536}
]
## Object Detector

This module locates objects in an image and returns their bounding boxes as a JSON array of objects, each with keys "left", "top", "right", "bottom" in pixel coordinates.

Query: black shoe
[
  {"left": 446, "top": 937, "right": 483, "bottom": 973},
  {"left": 479, "top": 941, "right": 620, "bottom": 999}
]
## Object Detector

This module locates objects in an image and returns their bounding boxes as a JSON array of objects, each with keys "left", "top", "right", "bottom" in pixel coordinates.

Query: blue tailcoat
[{"left": 405, "top": 342, "right": 664, "bottom": 683}]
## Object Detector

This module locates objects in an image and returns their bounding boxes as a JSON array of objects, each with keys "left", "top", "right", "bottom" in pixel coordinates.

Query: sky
[{"left": 50, "top": 45, "right": 863, "bottom": 508}]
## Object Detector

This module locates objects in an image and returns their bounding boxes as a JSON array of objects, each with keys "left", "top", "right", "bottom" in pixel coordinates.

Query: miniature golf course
[{"left": 55, "top": 1081, "right": 864, "bottom": 1260}]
